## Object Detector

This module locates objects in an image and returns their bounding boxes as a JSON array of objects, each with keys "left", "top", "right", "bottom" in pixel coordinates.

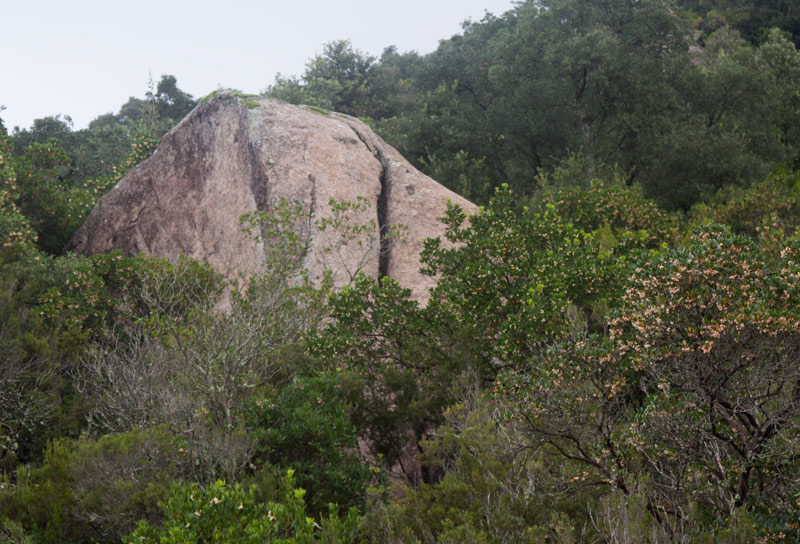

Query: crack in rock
[{"left": 339, "top": 118, "right": 393, "bottom": 281}]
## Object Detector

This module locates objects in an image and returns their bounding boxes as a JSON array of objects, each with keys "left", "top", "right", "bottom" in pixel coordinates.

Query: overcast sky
[{"left": 2, "top": 0, "right": 516, "bottom": 131}]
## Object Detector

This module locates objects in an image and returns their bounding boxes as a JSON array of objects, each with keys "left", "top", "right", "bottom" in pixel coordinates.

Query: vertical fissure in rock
[
  {"left": 248, "top": 141, "right": 271, "bottom": 259},
  {"left": 147, "top": 176, "right": 162, "bottom": 213},
  {"left": 246, "top": 108, "right": 270, "bottom": 214},
  {"left": 307, "top": 173, "right": 318, "bottom": 244},
  {"left": 341, "top": 118, "right": 392, "bottom": 282},
  {"left": 376, "top": 162, "right": 391, "bottom": 281}
]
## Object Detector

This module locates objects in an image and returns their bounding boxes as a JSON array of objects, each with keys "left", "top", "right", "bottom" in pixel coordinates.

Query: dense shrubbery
[
  {"left": 245, "top": 372, "right": 375, "bottom": 516},
  {"left": 542, "top": 182, "right": 679, "bottom": 251},
  {"left": 0, "top": 131, "right": 157, "bottom": 256},
  {"left": 0, "top": 427, "right": 182, "bottom": 543},
  {"left": 5, "top": 173, "right": 798, "bottom": 541},
  {"left": 126, "top": 472, "right": 361, "bottom": 544},
  {"left": 310, "top": 183, "right": 800, "bottom": 541}
]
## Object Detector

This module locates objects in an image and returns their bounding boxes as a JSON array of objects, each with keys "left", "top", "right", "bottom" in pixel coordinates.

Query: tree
[
  {"left": 245, "top": 372, "right": 374, "bottom": 516},
  {"left": 359, "top": 390, "right": 580, "bottom": 543},
  {"left": 677, "top": 0, "right": 800, "bottom": 47},
  {"left": 312, "top": 186, "right": 622, "bottom": 482},
  {"left": 422, "top": 184, "right": 622, "bottom": 363},
  {"left": 88, "top": 74, "right": 195, "bottom": 141},
  {"left": 2, "top": 127, "right": 157, "bottom": 255},
  {"left": 153, "top": 74, "right": 196, "bottom": 122},
  {"left": 0, "top": 135, "right": 37, "bottom": 250},
  {"left": 11, "top": 116, "right": 74, "bottom": 157},
  {"left": 612, "top": 226, "right": 800, "bottom": 517},
  {"left": 542, "top": 182, "right": 679, "bottom": 251},
  {"left": 266, "top": 40, "right": 377, "bottom": 118},
  {"left": 0, "top": 428, "right": 184, "bottom": 543},
  {"left": 310, "top": 274, "right": 456, "bottom": 483},
  {"left": 0, "top": 245, "right": 156, "bottom": 474},
  {"left": 691, "top": 168, "right": 800, "bottom": 258},
  {"left": 11, "top": 138, "right": 75, "bottom": 253},
  {"left": 638, "top": 27, "right": 785, "bottom": 208},
  {"left": 499, "top": 225, "right": 800, "bottom": 537},
  {"left": 78, "top": 251, "right": 324, "bottom": 481},
  {"left": 393, "top": 0, "right": 691, "bottom": 202}
]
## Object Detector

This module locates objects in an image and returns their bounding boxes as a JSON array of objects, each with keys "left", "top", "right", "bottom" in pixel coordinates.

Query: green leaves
[
  {"left": 126, "top": 471, "right": 361, "bottom": 544},
  {"left": 423, "top": 184, "right": 621, "bottom": 372},
  {"left": 266, "top": 40, "right": 378, "bottom": 119},
  {"left": 311, "top": 185, "right": 625, "bottom": 482},
  {"left": 0, "top": 136, "right": 37, "bottom": 251},
  {"left": 0, "top": 127, "right": 158, "bottom": 256},
  {"left": 245, "top": 372, "right": 373, "bottom": 515},
  {"left": 543, "top": 182, "right": 679, "bottom": 251},
  {"left": 310, "top": 274, "right": 447, "bottom": 476},
  {"left": 4, "top": 137, "right": 73, "bottom": 253},
  {"left": 609, "top": 224, "right": 800, "bottom": 516}
]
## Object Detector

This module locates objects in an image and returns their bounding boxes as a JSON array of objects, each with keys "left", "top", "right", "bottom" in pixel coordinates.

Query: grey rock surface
[{"left": 69, "top": 93, "right": 477, "bottom": 301}]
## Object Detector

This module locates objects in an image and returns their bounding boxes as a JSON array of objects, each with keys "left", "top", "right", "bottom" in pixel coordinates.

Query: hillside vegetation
[{"left": 2, "top": 1, "right": 800, "bottom": 542}]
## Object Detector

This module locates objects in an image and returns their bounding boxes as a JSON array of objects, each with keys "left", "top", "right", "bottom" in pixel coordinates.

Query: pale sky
[{"left": 1, "top": 0, "right": 516, "bottom": 131}]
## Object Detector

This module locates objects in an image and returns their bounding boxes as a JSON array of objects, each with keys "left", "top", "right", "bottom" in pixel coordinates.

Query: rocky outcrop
[{"left": 68, "top": 92, "right": 477, "bottom": 301}]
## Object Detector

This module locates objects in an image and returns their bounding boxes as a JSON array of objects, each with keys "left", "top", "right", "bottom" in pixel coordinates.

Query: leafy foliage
[
  {"left": 499, "top": 224, "right": 800, "bottom": 539},
  {"left": 265, "top": 1, "right": 800, "bottom": 209},
  {"left": 542, "top": 182, "right": 679, "bottom": 251},
  {"left": 0, "top": 427, "right": 183, "bottom": 543},
  {"left": 310, "top": 274, "right": 456, "bottom": 482},
  {"left": 126, "top": 471, "right": 361, "bottom": 544},
  {"left": 1, "top": 130, "right": 157, "bottom": 254},
  {"left": 612, "top": 226, "right": 800, "bottom": 516},
  {"left": 267, "top": 40, "right": 378, "bottom": 118},
  {"left": 360, "top": 391, "right": 580, "bottom": 543},
  {"left": 691, "top": 168, "right": 800, "bottom": 258},
  {"left": 423, "top": 184, "right": 622, "bottom": 355},
  {"left": 246, "top": 372, "right": 375, "bottom": 516}
]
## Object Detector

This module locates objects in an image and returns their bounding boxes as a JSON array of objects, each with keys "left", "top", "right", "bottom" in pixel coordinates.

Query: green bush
[
  {"left": 126, "top": 471, "right": 361, "bottom": 544},
  {"left": 0, "top": 248, "right": 129, "bottom": 469},
  {"left": 310, "top": 274, "right": 466, "bottom": 480},
  {"left": 542, "top": 182, "right": 679, "bottom": 251},
  {"left": 359, "top": 392, "right": 579, "bottom": 543},
  {"left": 691, "top": 168, "right": 800, "bottom": 257},
  {"left": 246, "top": 372, "right": 375, "bottom": 516},
  {"left": 0, "top": 427, "right": 183, "bottom": 543}
]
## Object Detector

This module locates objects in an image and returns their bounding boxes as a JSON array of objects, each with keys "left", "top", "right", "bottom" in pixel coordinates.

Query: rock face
[{"left": 68, "top": 93, "right": 477, "bottom": 301}]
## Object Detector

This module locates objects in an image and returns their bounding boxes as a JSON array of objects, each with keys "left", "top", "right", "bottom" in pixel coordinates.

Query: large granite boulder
[{"left": 68, "top": 92, "right": 477, "bottom": 301}]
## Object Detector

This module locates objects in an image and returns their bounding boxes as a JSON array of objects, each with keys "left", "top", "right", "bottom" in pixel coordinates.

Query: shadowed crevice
[
  {"left": 339, "top": 118, "right": 393, "bottom": 282},
  {"left": 376, "top": 161, "right": 391, "bottom": 280}
]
